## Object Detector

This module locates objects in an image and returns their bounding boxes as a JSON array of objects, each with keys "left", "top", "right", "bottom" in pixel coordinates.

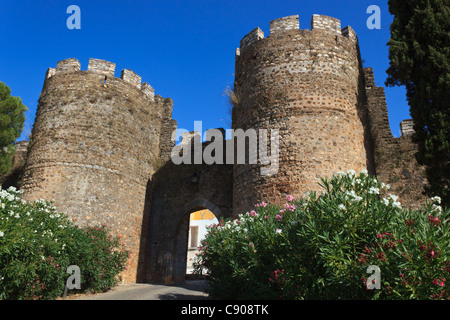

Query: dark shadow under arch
[{"left": 139, "top": 159, "right": 233, "bottom": 284}]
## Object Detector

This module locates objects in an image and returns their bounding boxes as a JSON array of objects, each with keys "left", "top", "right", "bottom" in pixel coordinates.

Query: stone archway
[{"left": 141, "top": 159, "right": 233, "bottom": 284}]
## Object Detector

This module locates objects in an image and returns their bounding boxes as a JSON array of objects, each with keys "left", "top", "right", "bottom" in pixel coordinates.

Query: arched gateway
[{"left": 141, "top": 155, "right": 234, "bottom": 284}]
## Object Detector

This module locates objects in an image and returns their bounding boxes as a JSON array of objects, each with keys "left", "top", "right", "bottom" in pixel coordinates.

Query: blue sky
[{"left": 0, "top": 0, "right": 411, "bottom": 141}]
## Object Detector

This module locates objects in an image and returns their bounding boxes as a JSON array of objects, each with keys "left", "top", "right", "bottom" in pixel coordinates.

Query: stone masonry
[
  {"left": 20, "top": 58, "right": 175, "bottom": 283},
  {"left": 15, "top": 14, "right": 426, "bottom": 284},
  {"left": 233, "top": 14, "right": 371, "bottom": 214}
]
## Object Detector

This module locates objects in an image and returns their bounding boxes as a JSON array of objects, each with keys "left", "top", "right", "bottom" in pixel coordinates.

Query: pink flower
[
  {"left": 276, "top": 214, "right": 283, "bottom": 222},
  {"left": 433, "top": 278, "right": 445, "bottom": 287},
  {"left": 249, "top": 210, "right": 257, "bottom": 216},
  {"left": 283, "top": 203, "right": 296, "bottom": 212},
  {"left": 286, "top": 195, "right": 294, "bottom": 202},
  {"left": 255, "top": 202, "right": 267, "bottom": 208}
]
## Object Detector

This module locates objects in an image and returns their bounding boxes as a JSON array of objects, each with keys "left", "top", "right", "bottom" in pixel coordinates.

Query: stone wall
[
  {"left": 20, "top": 58, "right": 174, "bottom": 283},
  {"left": 232, "top": 14, "right": 371, "bottom": 215},
  {"left": 143, "top": 134, "right": 233, "bottom": 283},
  {"left": 363, "top": 68, "right": 427, "bottom": 208}
]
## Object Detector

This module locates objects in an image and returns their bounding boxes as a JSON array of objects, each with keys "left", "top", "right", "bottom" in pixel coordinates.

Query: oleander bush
[
  {"left": 193, "top": 170, "right": 449, "bottom": 300},
  {"left": 0, "top": 187, "right": 129, "bottom": 300}
]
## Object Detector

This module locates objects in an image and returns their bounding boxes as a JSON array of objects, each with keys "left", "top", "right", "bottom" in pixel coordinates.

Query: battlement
[
  {"left": 311, "top": 14, "right": 341, "bottom": 35},
  {"left": 270, "top": 15, "right": 300, "bottom": 34},
  {"left": 400, "top": 119, "right": 414, "bottom": 136},
  {"left": 240, "top": 27, "right": 265, "bottom": 50},
  {"left": 45, "top": 58, "right": 156, "bottom": 100},
  {"left": 121, "top": 69, "right": 142, "bottom": 89},
  {"left": 238, "top": 14, "right": 358, "bottom": 53},
  {"left": 88, "top": 58, "right": 116, "bottom": 77},
  {"left": 56, "top": 58, "right": 81, "bottom": 72}
]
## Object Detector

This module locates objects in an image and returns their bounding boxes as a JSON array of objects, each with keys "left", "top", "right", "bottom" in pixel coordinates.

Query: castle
[{"left": 12, "top": 14, "right": 426, "bottom": 284}]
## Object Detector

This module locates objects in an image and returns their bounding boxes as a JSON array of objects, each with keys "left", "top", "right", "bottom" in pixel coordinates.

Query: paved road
[{"left": 74, "top": 280, "right": 209, "bottom": 300}]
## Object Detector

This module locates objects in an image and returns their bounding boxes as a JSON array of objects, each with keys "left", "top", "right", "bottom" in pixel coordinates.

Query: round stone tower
[
  {"left": 232, "top": 14, "right": 372, "bottom": 214},
  {"left": 21, "top": 58, "right": 176, "bottom": 283}
]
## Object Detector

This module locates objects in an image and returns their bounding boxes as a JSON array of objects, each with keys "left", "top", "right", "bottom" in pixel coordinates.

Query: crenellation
[
  {"left": 342, "top": 26, "right": 358, "bottom": 43},
  {"left": 240, "top": 27, "right": 265, "bottom": 50},
  {"left": 56, "top": 58, "right": 81, "bottom": 73},
  {"left": 269, "top": 15, "right": 300, "bottom": 34},
  {"left": 141, "top": 82, "right": 155, "bottom": 100},
  {"left": 121, "top": 69, "right": 142, "bottom": 89},
  {"left": 311, "top": 14, "right": 342, "bottom": 35},
  {"left": 45, "top": 68, "right": 56, "bottom": 80},
  {"left": 88, "top": 58, "right": 116, "bottom": 77},
  {"left": 400, "top": 119, "right": 414, "bottom": 136}
]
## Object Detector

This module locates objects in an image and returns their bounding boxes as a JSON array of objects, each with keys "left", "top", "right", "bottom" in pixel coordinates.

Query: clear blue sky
[{"left": 0, "top": 0, "right": 411, "bottom": 141}]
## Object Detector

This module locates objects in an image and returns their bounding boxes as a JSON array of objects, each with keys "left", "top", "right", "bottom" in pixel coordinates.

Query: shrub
[
  {"left": 0, "top": 186, "right": 128, "bottom": 300},
  {"left": 193, "top": 170, "right": 449, "bottom": 300}
]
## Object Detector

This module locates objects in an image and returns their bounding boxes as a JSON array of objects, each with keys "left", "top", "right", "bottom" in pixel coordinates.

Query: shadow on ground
[{"left": 73, "top": 280, "right": 210, "bottom": 300}]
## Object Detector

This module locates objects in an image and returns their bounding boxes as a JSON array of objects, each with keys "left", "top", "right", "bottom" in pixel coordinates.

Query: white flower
[
  {"left": 431, "top": 196, "right": 442, "bottom": 205},
  {"left": 276, "top": 229, "right": 282, "bottom": 234},
  {"left": 368, "top": 187, "right": 380, "bottom": 195},
  {"left": 338, "top": 204, "right": 346, "bottom": 211},
  {"left": 389, "top": 194, "right": 399, "bottom": 202},
  {"left": 432, "top": 204, "right": 442, "bottom": 214},
  {"left": 347, "top": 170, "right": 356, "bottom": 176},
  {"left": 346, "top": 190, "right": 363, "bottom": 203},
  {"left": 361, "top": 169, "right": 368, "bottom": 175},
  {"left": 392, "top": 201, "right": 402, "bottom": 209},
  {"left": 382, "top": 198, "right": 390, "bottom": 206},
  {"left": 0, "top": 231, "right": 4, "bottom": 237}
]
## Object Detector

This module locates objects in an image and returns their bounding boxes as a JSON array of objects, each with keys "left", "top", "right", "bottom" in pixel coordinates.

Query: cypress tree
[{"left": 385, "top": 0, "right": 450, "bottom": 206}]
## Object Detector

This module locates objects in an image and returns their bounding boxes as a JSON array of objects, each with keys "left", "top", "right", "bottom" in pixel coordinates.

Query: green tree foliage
[
  {"left": 385, "top": 0, "right": 450, "bottom": 206},
  {"left": 0, "top": 82, "right": 27, "bottom": 175}
]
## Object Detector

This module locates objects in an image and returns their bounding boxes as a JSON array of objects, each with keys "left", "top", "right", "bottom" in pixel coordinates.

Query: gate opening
[{"left": 186, "top": 209, "right": 218, "bottom": 275}]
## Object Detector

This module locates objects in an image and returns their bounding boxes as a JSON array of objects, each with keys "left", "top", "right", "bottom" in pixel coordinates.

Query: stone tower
[
  {"left": 232, "top": 14, "right": 373, "bottom": 214},
  {"left": 20, "top": 58, "right": 176, "bottom": 283}
]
